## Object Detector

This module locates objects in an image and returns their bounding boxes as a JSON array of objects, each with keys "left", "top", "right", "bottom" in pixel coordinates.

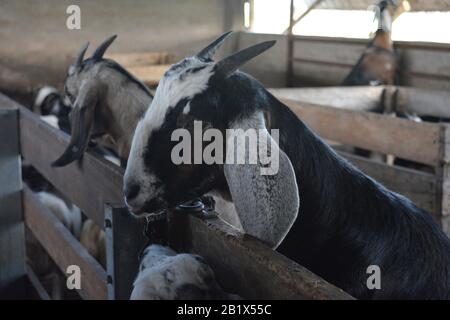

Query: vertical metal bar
[
  {"left": 105, "top": 204, "right": 148, "bottom": 300},
  {"left": 0, "top": 107, "right": 26, "bottom": 298}
]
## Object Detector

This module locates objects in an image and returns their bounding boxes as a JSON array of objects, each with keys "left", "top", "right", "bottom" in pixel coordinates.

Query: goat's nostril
[{"left": 125, "top": 184, "right": 140, "bottom": 201}]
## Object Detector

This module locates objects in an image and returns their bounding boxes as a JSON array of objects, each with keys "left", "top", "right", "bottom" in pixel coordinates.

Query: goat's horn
[
  {"left": 91, "top": 35, "right": 117, "bottom": 60},
  {"left": 51, "top": 107, "right": 93, "bottom": 167},
  {"left": 74, "top": 42, "right": 89, "bottom": 67},
  {"left": 215, "top": 40, "right": 276, "bottom": 77},
  {"left": 196, "top": 31, "right": 233, "bottom": 61}
]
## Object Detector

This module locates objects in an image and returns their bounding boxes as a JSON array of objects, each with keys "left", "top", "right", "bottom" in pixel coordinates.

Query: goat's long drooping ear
[
  {"left": 91, "top": 35, "right": 117, "bottom": 60},
  {"left": 215, "top": 40, "right": 276, "bottom": 77},
  {"left": 69, "top": 42, "right": 89, "bottom": 75},
  {"left": 223, "top": 113, "right": 299, "bottom": 248},
  {"left": 196, "top": 31, "right": 233, "bottom": 61},
  {"left": 52, "top": 80, "right": 102, "bottom": 167}
]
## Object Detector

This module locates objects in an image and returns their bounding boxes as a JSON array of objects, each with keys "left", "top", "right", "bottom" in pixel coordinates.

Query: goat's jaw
[{"left": 125, "top": 197, "right": 168, "bottom": 217}]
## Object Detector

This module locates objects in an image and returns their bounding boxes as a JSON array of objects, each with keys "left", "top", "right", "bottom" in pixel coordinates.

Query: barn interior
[{"left": 1, "top": 0, "right": 450, "bottom": 301}]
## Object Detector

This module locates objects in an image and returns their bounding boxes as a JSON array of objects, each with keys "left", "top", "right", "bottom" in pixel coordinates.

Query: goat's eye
[{"left": 66, "top": 92, "right": 75, "bottom": 104}]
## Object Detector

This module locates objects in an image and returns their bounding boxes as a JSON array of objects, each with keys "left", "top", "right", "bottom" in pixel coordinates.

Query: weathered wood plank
[
  {"left": 127, "top": 65, "right": 171, "bottom": 86},
  {"left": 280, "top": 98, "right": 442, "bottom": 166},
  {"left": 168, "top": 211, "right": 353, "bottom": 300},
  {"left": 395, "top": 86, "right": 450, "bottom": 119},
  {"left": 293, "top": 35, "right": 450, "bottom": 78},
  {"left": 287, "top": 35, "right": 450, "bottom": 89},
  {"left": 105, "top": 52, "right": 173, "bottom": 68},
  {"left": 440, "top": 124, "right": 450, "bottom": 219},
  {"left": 269, "top": 86, "right": 384, "bottom": 112},
  {"left": 401, "top": 47, "right": 450, "bottom": 79},
  {"left": 338, "top": 151, "right": 437, "bottom": 215},
  {"left": 294, "top": 39, "right": 365, "bottom": 67},
  {"left": 23, "top": 187, "right": 107, "bottom": 300},
  {"left": 13, "top": 98, "right": 124, "bottom": 228},
  {"left": 0, "top": 106, "right": 26, "bottom": 297}
]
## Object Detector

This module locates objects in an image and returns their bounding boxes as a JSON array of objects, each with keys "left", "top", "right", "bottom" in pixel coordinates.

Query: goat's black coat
[{"left": 175, "top": 70, "right": 450, "bottom": 299}]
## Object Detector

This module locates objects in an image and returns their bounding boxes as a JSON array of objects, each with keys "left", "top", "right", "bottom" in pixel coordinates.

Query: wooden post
[
  {"left": 439, "top": 124, "right": 450, "bottom": 236},
  {"left": 105, "top": 204, "right": 149, "bottom": 300},
  {"left": 0, "top": 107, "right": 26, "bottom": 298},
  {"left": 286, "top": 0, "right": 295, "bottom": 87}
]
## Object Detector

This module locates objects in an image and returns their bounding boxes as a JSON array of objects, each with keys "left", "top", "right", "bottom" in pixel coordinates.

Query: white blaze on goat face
[
  {"left": 124, "top": 57, "right": 214, "bottom": 213},
  {"left": 143, "top": 57, "right": 214, "bottom": 134}
]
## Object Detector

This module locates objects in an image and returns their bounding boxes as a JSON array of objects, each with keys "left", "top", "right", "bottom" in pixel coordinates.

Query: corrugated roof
[{"left": 304, "top": 0, "right": 450, "bottom": 11}]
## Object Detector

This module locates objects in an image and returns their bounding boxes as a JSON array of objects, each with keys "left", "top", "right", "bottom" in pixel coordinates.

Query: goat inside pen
[
  {"left": 2, "top": 82, "right": 450, "bottom": 299},
  {"left": 3, "top": 80, "right": 450, "bottom": 299},
  {"left": 0, "top": 94, "right": 351, "bottom": 300}
]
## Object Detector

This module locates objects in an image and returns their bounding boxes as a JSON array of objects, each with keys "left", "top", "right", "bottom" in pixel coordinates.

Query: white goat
[
  {"left": 130, "top": 245, "right": 239, "bottom": 300},
  {"left": 37, "top": 191, "right": 82, "bottom": 239}
]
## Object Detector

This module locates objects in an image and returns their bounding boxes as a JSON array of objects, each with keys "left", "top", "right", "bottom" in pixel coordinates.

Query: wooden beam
[
  {"left": 281, "top": 98, "right": 442, "bottom": 166},
  {"left": 168, "top": 211, "right": 353, "bottom": 300},
  {"left": 286, "top": 0, "right": 295, "bottom": 86},
  {"left": 23, "top": 187, "right": 107, "bottom": 300},
  {"left": 105, "top": 52, "right": 173, "bottom": 68},
  {"left": 395, "top": 86, "right": 450, "bottom": 119},
  {"left": 439, "top": 124, "right": 450, "bottom": 237},
  {"left": 283, "top": 0, "right": 325, "bottom": 34},
  {"left": 126, "top": 65, "right": 171, "bottom": 87},
  {"left": 270, "top": 86, "right": 385, "bottom": 112}
]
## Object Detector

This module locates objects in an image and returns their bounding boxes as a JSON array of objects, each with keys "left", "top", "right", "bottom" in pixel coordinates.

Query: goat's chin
[{"left": 127, "top": 198, "right": 168, "bottom": 218}]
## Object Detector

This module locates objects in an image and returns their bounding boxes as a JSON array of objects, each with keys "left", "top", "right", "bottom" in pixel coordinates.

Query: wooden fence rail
[
  {"left": 280, "top": 98, "right": 442, "bottom": 166},
  {"left": 23, "top": 187, "right": 107, "bottom": 300}
]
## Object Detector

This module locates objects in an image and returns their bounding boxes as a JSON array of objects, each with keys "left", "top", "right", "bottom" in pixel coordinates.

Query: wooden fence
[
  {"left": 288, "top": 35, "right": 450, "bottom": 90},
  {"left": 0, "top": 93, "right": 352, "bottom": 300},
  {"left": 105, "top": 52, "right": 174, "bottom": 87}
]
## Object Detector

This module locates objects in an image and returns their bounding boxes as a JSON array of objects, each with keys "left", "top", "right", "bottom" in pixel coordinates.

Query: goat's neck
[
  {"left": 106, "top": 87, "right": 150, "bottom": 159},
  {"left": 268, "top": 96, "right": 364, "bottom": 229},
  {"left": 372, "top": 30, "right": 393, "bottom": 51},
  {"left": 378, "top": 7, "right": 392, "bottom": 32}
]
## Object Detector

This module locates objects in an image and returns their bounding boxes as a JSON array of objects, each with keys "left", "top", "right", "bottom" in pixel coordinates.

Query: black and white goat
[
  {"left": 52, "top": 35, "right": 153, "bottom": 167},
  {"left": 34, "top": 86, "right": 72, "bottom": 134},
  {"left": 123, "top": 32, "right": 450, "bottom": 299},
  {"left": 131, "top": 244, "right": 239, "bottom": 300}
]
